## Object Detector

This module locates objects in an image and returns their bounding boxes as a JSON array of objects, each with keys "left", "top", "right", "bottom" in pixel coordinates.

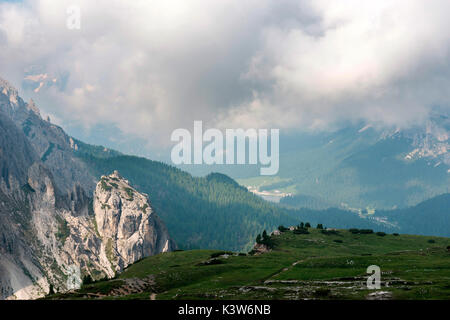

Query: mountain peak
[{"left": 26, "top": 98, "right": 41, "bottom": 116}]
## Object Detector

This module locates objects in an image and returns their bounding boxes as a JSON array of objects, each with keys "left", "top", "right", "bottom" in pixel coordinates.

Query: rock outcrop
[
  {"left": 94, "top": 171, "right": 173, "bottom": 272},
  {"left": 0, "top": 77, "right": 173, "bottom": 299}
]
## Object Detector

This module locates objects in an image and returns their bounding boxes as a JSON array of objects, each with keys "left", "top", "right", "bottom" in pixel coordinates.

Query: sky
[{"left": 0, "top": 0, "right": 449, "bottom": 156}]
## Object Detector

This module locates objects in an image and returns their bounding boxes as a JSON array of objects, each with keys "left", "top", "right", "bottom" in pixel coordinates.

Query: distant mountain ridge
[{"left": 243, "top": 118, "right": 450, "bottom": 210}]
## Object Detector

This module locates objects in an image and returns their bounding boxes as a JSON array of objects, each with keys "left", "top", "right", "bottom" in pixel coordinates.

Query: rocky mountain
[
  {"left": 94, "top": 171, "right": 172, "bottom": 272},
  {"left": 0, "top": 77, "right": 173, "bottom": 299}
]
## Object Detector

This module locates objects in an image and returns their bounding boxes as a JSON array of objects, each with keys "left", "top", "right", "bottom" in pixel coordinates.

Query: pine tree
[{"left": 49, "top": 284, "right": 55, "bottom": 295}]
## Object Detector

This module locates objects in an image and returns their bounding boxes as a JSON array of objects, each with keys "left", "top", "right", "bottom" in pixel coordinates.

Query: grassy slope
[{"left": 49, "top": 228, "right": 450, "bottom": 300}]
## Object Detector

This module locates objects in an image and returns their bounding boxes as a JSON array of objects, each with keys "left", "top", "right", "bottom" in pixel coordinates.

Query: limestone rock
[{"left": 94, "top": 171, "right": 173, "bottom": 272}]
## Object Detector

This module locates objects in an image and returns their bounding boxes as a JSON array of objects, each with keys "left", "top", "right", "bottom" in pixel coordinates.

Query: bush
[
  {"left": 293, "top": 228, "right": 309, "bottom": 235},
  {"left": 349, "top": 228, "right": 373, "bottom": 234},
  {"left": 333, "top": 239, "right": 343, "bottom": 243},
  {"left": 316, "top": 224, "right": 323, "bottom": 229},
  {"left": 321, "top": 229, "right": 339, "bottom": 235},
  {"left": 427, "top": 239, "right": 436, "bottom": 244},
  {"left": 314, "top": 288, "right": 331, "bottom": 297},
  {"left": 278, "top": 225, "right": 289, "bottom": 232},
  {"left": 197, "top": 259, "right": 224, "bottom": 266},
  {"left": 48, "top": 284, "right": 55, "bottom": 295},
  {"left": 393, "top": 233, "right": 399, "bottom": 236},
  {"left": 82, "top": 275, "right": 93, "bottom": 285},
  {"left": 376, "top": 232, "right": 386, "bottom": 237},
  {"left": 305, "top": 222, "right": 311, "bottom": 228},
  {"left": 210, "top": 251, "right": 232, "bottom": 258}
]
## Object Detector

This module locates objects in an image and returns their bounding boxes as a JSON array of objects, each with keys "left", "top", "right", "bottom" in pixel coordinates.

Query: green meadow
[{"left": 47, "top": 228, "right": 450, "bottom": 300}]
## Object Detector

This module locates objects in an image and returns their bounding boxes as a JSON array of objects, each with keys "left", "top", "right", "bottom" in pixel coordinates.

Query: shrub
[
  {"left": 48, "top": 284, "right": 55, "bottom": 295},
  {"left": 82, "top": 275, "right": 93, "bottom": 285},
  {"left": 100, "top": 179, "right": 112, "bottom": 191},
  {"left": 427, "top": 239, "right": 436, "bottom": 244},
  {"left": 333, "top": 239, "right": 343, "bottom": 243},
  {"left": 376, "top": 232, "right": 386, "bottom": 237},
  {"left": 321, "top": 229, "right": 339, "bottom": 235},
  {"left": 210, "top": 251, "right": 232, "bottom": 258},
  {"left": 197, "top": 259, "right": 224, "bottom": 266},
  {"left": 314, "top": 288, "right": 331, "bottom": 297},
  {"left": 393, "top": 233, "right": 399, "bottom": 236},
  {"left": 123, "top": 187, "right": 134, "bottom": 201},
  {"left": 316, "top": 224, "right": 323, "bottom": 229},
  {"left": 349, "top": 228, "right": 373, "bottom": 234},
  {"left": 293, "top": 228, "right": 309, "bottom": 235},
  {"left": 305, "top": 222, "right": 311, "bottom": 228},
  {"left": 278, "top": 225, "right": 289, "bottom": 232}
]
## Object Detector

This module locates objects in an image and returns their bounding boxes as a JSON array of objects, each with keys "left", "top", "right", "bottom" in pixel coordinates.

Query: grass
[{"left": 46, "top": 228, "right": 450, "bottom": 300}]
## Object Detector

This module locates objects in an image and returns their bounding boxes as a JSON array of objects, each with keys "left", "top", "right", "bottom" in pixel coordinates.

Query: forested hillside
[
  {"left": 76, "top": 150, "right": 297, "bottom": 251},
  {"left": 75, "top": 142, "right": 389, "bottom": 251},
  {"left": 74, "top": 141, "right": 450, "bottom": 251}
]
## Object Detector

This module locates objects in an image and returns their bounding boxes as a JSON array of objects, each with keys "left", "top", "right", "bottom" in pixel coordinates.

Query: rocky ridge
[{"left": 0, "top": 77, "right": 173, "bottom": 299}]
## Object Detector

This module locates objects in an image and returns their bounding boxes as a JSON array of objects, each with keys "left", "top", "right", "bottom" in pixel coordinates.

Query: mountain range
[
  {"left": 228, "top": 117, "right": 449, "bottom": 211},
  {"left": 0, "top": 76, "right": 449, "bottom": 299}
]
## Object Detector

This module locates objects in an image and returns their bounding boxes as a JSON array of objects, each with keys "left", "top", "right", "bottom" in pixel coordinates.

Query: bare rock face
[
  {"left": 0, "top": 78, "right": 174, "bottom": 299},
  {"left": 94, "top": 171, "right": 173, "bottom": 272}
]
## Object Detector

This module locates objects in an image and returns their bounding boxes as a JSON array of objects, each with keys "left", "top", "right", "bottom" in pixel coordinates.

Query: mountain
[
  {"left": 1, "top": 76, "right": 448, "bottom": 299},
  {"left": 233, "top": 119, "right": 449, "bottom": 210},
  {"left": 0, "top": 78, "right": 172, "bottom": 299},
  {"left": 46, "top": 227, "right": 450, "bottom": 300},
  {"left": 374, "top": 193, "right": 450, "bottom": 236}
]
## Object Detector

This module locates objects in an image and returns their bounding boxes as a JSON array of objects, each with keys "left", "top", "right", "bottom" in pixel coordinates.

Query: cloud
[{"left": 0, "top": 0, "right": 449, "bottom": 149}]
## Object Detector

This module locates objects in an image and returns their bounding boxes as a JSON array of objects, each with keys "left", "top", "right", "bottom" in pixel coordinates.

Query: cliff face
[
  {"left": 0, "top": 77, "right": 173, "bottom": 299},
  {"left": 94, "top": 171, "right": 173, "bottom": 273}
]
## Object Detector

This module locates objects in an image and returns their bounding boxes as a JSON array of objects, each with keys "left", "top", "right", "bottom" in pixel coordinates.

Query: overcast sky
[{"left": 0, "top": 0, "right": 449, "bottom": 152}]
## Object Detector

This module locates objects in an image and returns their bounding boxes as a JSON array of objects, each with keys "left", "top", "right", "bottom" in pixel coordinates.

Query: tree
[
  {"left": 299, "top": 222, "right": 304, "bottom": 228},
  {"left": 256, "top": 234, "right": 262, "bottom": 244},
  {"left": 305, "top": 222, "right": 311, "bottom": 228},
  {"left": 82, "top": 275, "right": 93, "bottom": 285},
  {"left": 262, "top": 230, "right": 268, "bottom": 241},
  {"left": 317, "top": 223, "right": 323, "bottom": 229},
  {"left": 49, "top": 284, "right": 55, "bottom": 295}
]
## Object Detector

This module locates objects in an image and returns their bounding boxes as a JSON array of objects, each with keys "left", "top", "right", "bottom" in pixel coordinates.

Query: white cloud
[{"left": 0, "top": 0, "right": 449, "bottom": 148}]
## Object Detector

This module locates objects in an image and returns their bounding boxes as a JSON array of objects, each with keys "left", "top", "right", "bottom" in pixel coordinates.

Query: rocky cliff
[
  {"left": 94, "top": 171, "right": 172, "bottom": 273},
  {"left": 0, "top": 77, "right": 173, "bottom": 299}
]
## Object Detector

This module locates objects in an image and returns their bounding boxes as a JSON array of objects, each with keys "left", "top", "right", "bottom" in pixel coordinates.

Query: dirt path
[{"left": 265, "top": 258, "right": 308, "bottom": 282}]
